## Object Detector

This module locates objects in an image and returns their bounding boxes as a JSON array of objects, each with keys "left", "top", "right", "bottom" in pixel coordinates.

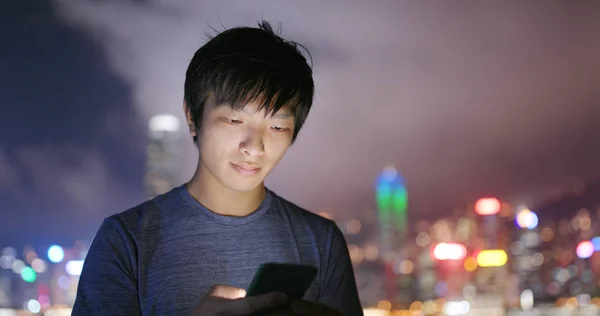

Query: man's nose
[{"left": 239, "top": 129, "right": 265, "bottom": 157}]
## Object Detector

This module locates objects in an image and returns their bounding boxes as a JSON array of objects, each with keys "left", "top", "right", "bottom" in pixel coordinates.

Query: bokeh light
[
  {"left": 520, "top": 289, "right": 534, "bottom": 310},
  {"left": 376, "top": 300, "right": 392, "bottom": 311},
  {"left": 516, "top": 208, "right": 539, "bottom": 229},
  {"left": 416, "top": 232, "right": 431, "bottom": 247},
  {"left": 11, "top": 259, "right": 25, "bottom": 274},
  {"left": 31, "top": 258, "right": 47, "bottom": 273},
  {"left": 149, "top": 114, "right": 180, "bottom": 132},
  {"left": 65, "top": 260, "right": 84, "bottom": 276},
  {"left": 433, "top": 243, "right": 467, "bottom": 260},
  {"left": 464, "top": 257, "right": 478, "bottom": 271},
  {"left": 363, "top": 244, "right": 379, "bottom": 261},
  {"left": 346, "top": 220, "right": 362, "bottom": 234},
  {"left": 476, "top": 250, "right": 508, "bottom": 267},
  {"left": 576, "top": 241, "right": 594, "bottom": 259},
  {"left": 26, "top": 299, "right": 41, "bottom": 314},
  {"left": 47, "top": 245, "right": 64, "bottom": 263},
  {"left": 475, "top": 198, "right": 500, "bottom": 216},
  {"left": 591, "top": 236, "right": 600, "bottom": 251},
  {"left": 21, "top": 266, "right": 36, "bottom": 283}
]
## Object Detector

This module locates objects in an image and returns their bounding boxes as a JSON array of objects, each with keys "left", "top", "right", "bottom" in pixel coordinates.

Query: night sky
[{"left": 2, "top": 0, "right": 600, "bottom": 247}]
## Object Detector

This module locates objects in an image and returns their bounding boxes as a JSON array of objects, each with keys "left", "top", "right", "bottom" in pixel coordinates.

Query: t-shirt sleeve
[
  {"left": 318, "top": 224, "right": 364, "bottom": 316},
  {"left": 71, "top": 217, "right": 141, "bottom": 316}
]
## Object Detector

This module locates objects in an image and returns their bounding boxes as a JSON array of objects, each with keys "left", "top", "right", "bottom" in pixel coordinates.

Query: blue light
[
  {"left": 526, "top": 212, "right": 538, "bottom": 229},
  {"left": 375, "top": 173, "right": 404, "bottom": 190},
  {"left": 47, "top": 245, "right": 64, "bottom": 263},
  {"left": 592, "top": 237, "right": 600, "bottom": 251}
]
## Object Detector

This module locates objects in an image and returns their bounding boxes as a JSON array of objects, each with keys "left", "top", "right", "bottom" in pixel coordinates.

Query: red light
[
  {"left": 433, "top": 243, "right": 467, "bottom": 260},
  {"left": 475, "top": 198, "right": 501, "bottom": 216}
]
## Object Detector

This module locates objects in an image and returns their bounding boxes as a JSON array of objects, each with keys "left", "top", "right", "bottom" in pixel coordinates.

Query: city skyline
[{"left": 2, "top": 0, "right": 600, "bottom": 246}]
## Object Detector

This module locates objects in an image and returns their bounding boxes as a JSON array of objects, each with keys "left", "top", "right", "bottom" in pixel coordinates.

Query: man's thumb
[{"left": 208, "top": 284, "right": 247, "bottom": 299}]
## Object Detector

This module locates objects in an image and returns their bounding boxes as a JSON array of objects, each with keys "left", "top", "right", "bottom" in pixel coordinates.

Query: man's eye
[
  {"left": 227, "top": 118, "right": 243, "bottom": 124},
  {"left": 271, "top": 126, "right": 289, "bottom": 132}
]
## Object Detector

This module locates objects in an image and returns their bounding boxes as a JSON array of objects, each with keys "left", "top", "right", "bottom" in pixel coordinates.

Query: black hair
[{"left": 184, "top": 21, "right": 314, "bottom": 143}]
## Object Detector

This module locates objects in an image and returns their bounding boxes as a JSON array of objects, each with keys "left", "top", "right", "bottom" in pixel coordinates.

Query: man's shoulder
[
  {"left": 102, "top": 187, "right": 181, "bottom": 237},
  {"left": 269, "top": 191, "right": 342, "bottom": 238},
  {"left": 270, "top": 191, "right": 329, "bottom": 220}
]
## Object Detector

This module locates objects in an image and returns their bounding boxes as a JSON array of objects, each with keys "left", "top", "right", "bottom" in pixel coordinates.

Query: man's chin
[{"left": 225, "top": 180, "right": 264, "bottom": 193}]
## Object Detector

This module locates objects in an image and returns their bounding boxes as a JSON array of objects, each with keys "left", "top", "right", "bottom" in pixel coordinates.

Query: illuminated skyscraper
[
  {"left": 375, "top": 165, "right": 409, "bottom": 304},
  {"left": 145, "top": 114, "right": 181, "bottom": 198}
]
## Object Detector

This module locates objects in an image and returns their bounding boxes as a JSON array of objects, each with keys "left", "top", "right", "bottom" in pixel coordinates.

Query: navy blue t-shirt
[{"left": 72, "top": 185, "right": 363, "bottom": 315}]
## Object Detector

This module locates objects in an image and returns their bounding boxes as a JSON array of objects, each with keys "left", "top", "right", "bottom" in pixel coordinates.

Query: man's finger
[
  {"left": 226, "top": 292, "right": 288, "bottom": 314},
  {"left": 208, "top": 284, "right": 247, "bottom": 299}
]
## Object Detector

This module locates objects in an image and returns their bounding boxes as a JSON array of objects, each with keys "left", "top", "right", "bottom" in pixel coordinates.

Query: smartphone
[{"left": 246, "top": 262, "right": 318, "bottom": 300}]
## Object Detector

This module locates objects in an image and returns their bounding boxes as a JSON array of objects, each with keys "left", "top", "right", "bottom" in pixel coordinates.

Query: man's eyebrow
[
  {"left": 271, "top": 112, "right": 294, "bottom": 119},
  {"left": 239, "top": 107, "right": 294, "bottom": 119}
]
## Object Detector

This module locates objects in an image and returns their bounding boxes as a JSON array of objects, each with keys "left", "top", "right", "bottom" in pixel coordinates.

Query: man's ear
[{"left": 183, "top": 101, "right": 197, "bottom": 138}]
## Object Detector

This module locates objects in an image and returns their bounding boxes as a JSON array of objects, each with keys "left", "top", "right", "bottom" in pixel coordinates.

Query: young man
[{"left": 72, "top": 21, "right": 363, "bottom": 316}]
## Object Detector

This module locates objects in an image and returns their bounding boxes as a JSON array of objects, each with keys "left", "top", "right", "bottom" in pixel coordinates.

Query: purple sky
[{"left": 2, "top": 0, "right": 600, "bottom": 245}]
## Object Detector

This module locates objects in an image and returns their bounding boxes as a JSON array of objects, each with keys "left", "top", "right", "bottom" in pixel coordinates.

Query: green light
[
  {"left": 21, "top": 267, "right": 36, "bottom": 283},
  {"left": 376, "top": 183, "right": 392, "bottom": 211},
  {"left": 392, "top": 188, "right": 408, "bottom": 214}
]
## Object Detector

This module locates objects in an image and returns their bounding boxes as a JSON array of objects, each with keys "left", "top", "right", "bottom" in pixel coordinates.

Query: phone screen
[{"left": 246, "top": 263, "right": 318, "bottom": 300}]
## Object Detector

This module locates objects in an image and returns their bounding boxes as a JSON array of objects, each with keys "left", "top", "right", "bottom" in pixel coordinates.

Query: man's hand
[
  {"left": 291, "top": 300, "right": 343, "bottom": 316},
  {"left": 188, "top": 284, "right": 288, "bottom": 316}
]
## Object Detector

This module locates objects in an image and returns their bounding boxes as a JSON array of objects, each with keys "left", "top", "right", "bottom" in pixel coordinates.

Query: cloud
[
  {"left": 14, "top": 144, "right": 130, "bottom": 213},
  {"left": 0, "top": 142, "right": 143, "bottom": 239},
  {"left": 50, "top": 0, "right": 600, "bottom": 218},
  {"left": 0, "top": 147, "right": 20, "bottom": 191}
]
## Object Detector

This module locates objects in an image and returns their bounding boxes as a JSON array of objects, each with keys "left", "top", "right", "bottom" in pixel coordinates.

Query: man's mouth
[{"left": 230, "top": 162, "right": 261, "bottom": 176}]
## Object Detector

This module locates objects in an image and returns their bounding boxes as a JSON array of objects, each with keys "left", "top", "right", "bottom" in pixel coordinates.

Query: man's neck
[{"left": 185, "top": 165, "right": 266, "bottom": 217}]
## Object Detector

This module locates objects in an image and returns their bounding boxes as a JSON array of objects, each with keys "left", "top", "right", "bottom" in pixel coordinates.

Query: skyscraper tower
[
  {"left": 144, "top": 114, "right": 181, "bottom": 198},
  {"left": 375, "top": 165, "right": 408, "bottom": 304}
]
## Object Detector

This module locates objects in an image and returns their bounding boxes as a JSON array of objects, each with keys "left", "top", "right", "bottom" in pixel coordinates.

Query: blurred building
[{"left": 144, "top": 114, "right": 182, "bottom": 198}]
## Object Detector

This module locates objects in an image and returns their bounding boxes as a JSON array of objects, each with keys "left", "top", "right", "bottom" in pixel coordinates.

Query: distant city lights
[
  {"left": 474, "top": 197, "right": 500, "bottom": 216},
  {"left": 26, "top": 299, "right": 41, "bottom": 314},
  {"left": 346, "top": 220, "right": 362, "bottom": 234},
  {"left": 47, "top": 245, "right": 64, "bottom": 263},
  {"left": 476, "top": 250, "right": 508, "bottom": 267},
  {"left": 520, "top": 289, "right": 534, "bottom": 310},
  {"left": 65, "top": 260, "right": 84, "bottom": 276},
  {"left": 20, "top": 266, "right": 36, "bottom": 283},
  {"left": 433, "top": 243, "right": 467, "bottom": 260},
  {"left": 31, "top": 258, "right": 47, "bottom": 273},
  {"left": 591, "top": 236, "right": 600, "bottom": 251},
  {"left": 1, "top": 247, "right": 16, "bottom": 258},
  {"left": 0, "top": 177, "right": 597, "bottom": 312},
  {"left": 443, "top": 300, "right": 470, "bottom": 316},
  {"left": 149, "top": 114, "right": 180, "bottom": 132},
  {"left": 11, "top": 259, "right": 25, "bottom": 274},
  {"left": 0, "top": 247, "right": 17, "bottom": 269},
  {"left": 516, "top": 208, "right": 539, "bottom": 229},
  {"left": 576, "top": 241, "right": 594, "bottom": 259},
  {"left": 463, "top": 257, "right": 478, "bottom": 271}
]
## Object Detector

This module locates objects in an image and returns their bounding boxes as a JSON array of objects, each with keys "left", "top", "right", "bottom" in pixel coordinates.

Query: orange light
[
  {"left": 475, "top": 198, "right": 501, "bottom": 216},
  {"left": 377, "top": 300, "right": 392, "bottom": 311},
  {"left": 409, "top": 301, "right": 424, "bottom": 311},
  {"left": 464, "top": 257, "right": 478, "bottom": 271}
]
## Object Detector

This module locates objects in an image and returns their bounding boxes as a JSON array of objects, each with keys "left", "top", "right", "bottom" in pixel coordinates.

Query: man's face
[{"left": 186, "top": 95, "right": 295, "bottom": 192}]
